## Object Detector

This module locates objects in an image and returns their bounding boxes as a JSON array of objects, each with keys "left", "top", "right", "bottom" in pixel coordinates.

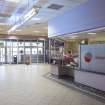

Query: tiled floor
[{"left": 0, "top": 64, "right": 104, "bottom": 105}]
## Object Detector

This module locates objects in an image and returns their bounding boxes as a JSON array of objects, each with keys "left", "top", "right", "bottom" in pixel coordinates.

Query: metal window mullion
[
  {"left": 11, "top": 40, "right": 13, "bottom": 64},
  {"left": 49, "top": 39, "right": 51, "bottom": 64},
  {"left": 23, "top": 40, "right": 26, "bottom": 63},
  {"left": 1, "top": 47, "right": 3, "bottom": 64},
  {"left": 5, "top": 40, "right": 7, "bottom": 63},
  {"left": 37, "top": 40, "right": 38, "bottom": 63},
  {"left": 17, "top": 39, "right": 19, "bottom": 64},
  {"left": 44, "top": 40, "right": 45, "bottom": 63},
  {"left": 30, "top": 40, "right": 32, "bottom": 64}
]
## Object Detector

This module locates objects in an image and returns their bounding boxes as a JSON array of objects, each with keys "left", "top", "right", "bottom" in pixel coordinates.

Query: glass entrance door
[
  {"left": 18, "top": 41, "right": 24, "bottom": 64},
  {"left": 0, "top": 39, "right": 47, "bottom": 64},
  {"left": 6, "top": 41, "right": 12, "bottom": 64},
  {"left": 31, "top": 41, "right": 38, "bottom": 63},
  {"left": 24, "top": 41, "right": 31, "bottom": 64},
  {"left": 0, "top": 48, "right": 5, "bottom": 64},
  {"left": 38, "top": 41, "right": 44, "bottom": 63},
  {"left": 0, "top": 41, "right": 5, "bottom": 64}
]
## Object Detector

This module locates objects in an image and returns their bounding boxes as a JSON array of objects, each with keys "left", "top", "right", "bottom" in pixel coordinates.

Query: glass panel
[
  {"left": 7, "top": 41, "right": 12, "bottom": 46},
  {"left": 0, "top": 39, "right": 47, "bottom": 64},
  {"left": 0, "top": 40, "right": 5, "bottom": 47},
  {"left": 13, "top": 48, "right": 18, "bottom": 56},
  {"left": 7, "top": 48, "right": 12, "bottom": 63},
  {"left": 25, "top": 48, "right": 31, "bottom": 55},
  {"left": 32, "top": 48, "right": 37, "bottom": 54},
  {"left": 25, "top": 41, "right": 30, "bottom": 46},
  {"left": 38, "top": 42, "right": 43, "bottom": 47},
  {"left": 7, "top": 41, "right": 12, "bottom": 63},
  {"left": 13, "top": 42, "right": 18, "bottom": 47},
  {"left": 38, "top": 48, "right": 43, "bottom": 55},
  {"left": 19, "top": 48, "right": 24, "bottom": 54},
  {"left": 18, "top": 48, "right": 24, "bottom": 63},
  {"left": 31, "top": 48, "right": 37, "bottom": 63},
  {"left": 0, "top": 48, "right": 5, "bottom": 63},
  {"left": 32, "top": 42, "right": 37, "bottom": 47},
  {"left": 19, "top": 41, "right": 24, "bottom": 46},
  {"left": 38, "top": 47, "right": 44, "bottom": 63}
]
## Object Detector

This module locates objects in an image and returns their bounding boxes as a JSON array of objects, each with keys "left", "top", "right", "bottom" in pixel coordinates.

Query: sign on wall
[{"left": 79, "top": 44, "right": 105, "bottom": 74}]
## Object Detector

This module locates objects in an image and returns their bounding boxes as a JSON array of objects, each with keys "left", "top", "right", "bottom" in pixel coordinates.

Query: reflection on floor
[
  {"left": 44, "top": 72, "right": 105, "bottom": 100},
  {"left": 0, "top": 64, "right": 104, "bottom": 105}
]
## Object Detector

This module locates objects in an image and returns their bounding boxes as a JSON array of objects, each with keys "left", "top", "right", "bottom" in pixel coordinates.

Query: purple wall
[{"left": 48, "top": 0, "right": 105, "bottom": 37}]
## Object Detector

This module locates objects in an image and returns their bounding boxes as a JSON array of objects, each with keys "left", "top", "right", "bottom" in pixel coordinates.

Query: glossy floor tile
[{"left": 0, "top": 64, "right": 104, "bottom": 105}]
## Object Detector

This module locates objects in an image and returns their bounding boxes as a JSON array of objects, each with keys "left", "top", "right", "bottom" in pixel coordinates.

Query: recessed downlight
[
  {"left": 5, "top": 0, "right": 20, "bottom": 3},
  {"left": 16, "top": 30, "right": 21, "bottom": 32},
  {"left": 70, "top": 36, "right": 78, "bottom": 38},
  {"left": 88, "top": 33, "right": 96, "bottom": 35},
  {"left": 32, "top": 18, "right": 41, "bottom": 21},
  {"left": 34, "top": 30, "right": 40, "bottom": 33}
]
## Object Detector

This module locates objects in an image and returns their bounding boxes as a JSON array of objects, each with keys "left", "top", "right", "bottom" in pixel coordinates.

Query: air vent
[{"left": 47, "top": 4, "right": 64, "bottom": 10}]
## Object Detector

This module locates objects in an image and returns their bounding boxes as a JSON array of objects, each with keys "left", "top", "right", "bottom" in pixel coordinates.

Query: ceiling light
[
  {"left": 34, "top": 31, "right": 40, "bottom": 33},
  {"left": 81, "top": 40, "right": 85, "bottom": 44},
  {"left": 8, "top": 24, "right": 20, "bottom": 33},
  {"left": 88, "top": 33, "right": 96, "bottom": 35},
  {"left": 0, "top": 23, "right": 8, "bottom": 25},
  {"left": 8, "top": 36, "right": 18, "bottom": 39},
  {"left": 16, "top": 30, "right": 21, "bottom": 32},
  {"left": 6, "top": 0, "right": 20, "bottom": 3},
  {"left": 0, "top": 28, "right": 3, "bottom": 30},
  {"left": 44, "top": 27, "right": 48, "bottom": 30},
  {"left": 8, "top": 6, "right": 40, "bottom": 33},
  {"left": 38, "top": 38, "right": 45, "bottom": 40},
  {"left": 70, "top": 36, "right": 78, "bottom": 38},
  {"left": 32, "top": 18, "right": 41, "bottom": 21}
]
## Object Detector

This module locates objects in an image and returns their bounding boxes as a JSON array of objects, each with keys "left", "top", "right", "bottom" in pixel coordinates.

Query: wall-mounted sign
[{"left": 80, "top": 44, "right": 105, "bottom": 74}]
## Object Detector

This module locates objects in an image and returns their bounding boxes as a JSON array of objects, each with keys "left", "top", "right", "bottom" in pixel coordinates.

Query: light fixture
[
  {"left": 21, "top": 7, "right": 39, "bottom": 24},
  {"left": 88, "top": 33, "right": 96, "bottom": 35},
  {"left": 34, "top": 30, "right": 40, "bottom": 33},
  {"left": 8, "top": 24, "right": 20, "bottom": 33},
  {"left": 8, "top": 36, "right": 18, "bottom": 39},
  {"left": 81, "top": 40, "right": 85, "bottom": 44},
  {"left": 6, "top": 0, "right": 20, "bottom": 3},
  {"left": 44, "top": 27, "right": 48, "bottom": 30},
  {"left": 8, "top": 6, "right": 40, "bottom": 34},
  {"left": 70, "top": 36, "right": 78, "bottom": 38},
  {"left": 0, "top": 28, "right": 3, "bottom": 31},
  {"left": 38, "top": 38, "right": 45, "bottom": 40},
  {"left": 32, "top": 18, "right": 41, "bottom": 21},
  {"left": 16, "top": 29, "right": 21, "bottom": 32},
  {"left": 0, "top": 23, "right": 9, "bottom": 25}
]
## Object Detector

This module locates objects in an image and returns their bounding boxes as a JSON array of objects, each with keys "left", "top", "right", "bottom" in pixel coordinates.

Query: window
[
  {"left": 38, "top": 42, "right": 43, "bottom": 47},
  {"left": 32, "top": 48, "right": 37, "bottom": 54},
  {"left": 25, "top": 48, "right": 31, "bottom": 54}
]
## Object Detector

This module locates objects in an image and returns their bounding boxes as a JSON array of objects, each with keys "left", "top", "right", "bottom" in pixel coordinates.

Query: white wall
[{"left": 75, "top": 70, "right": 105, "bottom": 91}]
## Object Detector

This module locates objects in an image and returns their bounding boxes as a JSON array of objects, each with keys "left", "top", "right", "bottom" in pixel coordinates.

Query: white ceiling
[
  {"left": 0, "top": 0, "right": 88, "bottom": 36},
  {"left": 55, "top": 27, "right": 105, "bottom": 41}
]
